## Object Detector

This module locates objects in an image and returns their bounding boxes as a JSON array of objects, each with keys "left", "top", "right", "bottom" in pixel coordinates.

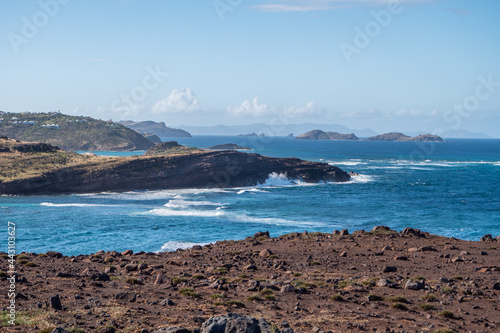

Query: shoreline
[{"left": 2, "top": 227, "right": 499, "bottom": 332}]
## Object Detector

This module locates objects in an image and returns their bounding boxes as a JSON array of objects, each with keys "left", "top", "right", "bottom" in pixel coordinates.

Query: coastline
[{"left": 2, "top": 227, "right": 499, "bottom": 332}]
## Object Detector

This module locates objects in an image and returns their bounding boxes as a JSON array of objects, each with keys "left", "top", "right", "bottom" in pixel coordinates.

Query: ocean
[{"left": 2, "top": 137, "right": 499, "bottom": 256}]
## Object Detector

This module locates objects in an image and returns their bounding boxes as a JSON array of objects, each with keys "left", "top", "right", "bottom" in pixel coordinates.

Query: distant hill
[
  {"left": 178, "top": 123, "right": 378, "bottom": 138},
  {"left": 364, "top": 132, "right": 443, "bottom": 142},
  {"left": 238, "top": 132, "right": 266, "bottom": 137},
  {"left": 296, "top": 130, "right": 359, "bottom": 141},
  {"left": 120, "top": 120, "right": 191, "bottom": 138},
  {"left": 0, "top": 112, "right": 155, "bottom": 151},
  {"left": 441, "top": 130, "right": 491, "bottom": 139}
]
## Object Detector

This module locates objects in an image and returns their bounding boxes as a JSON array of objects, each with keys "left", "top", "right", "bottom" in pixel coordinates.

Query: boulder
[
  {"left": 405, "top": 280, "right": 424, "bottom": 290},
  {"left": 376, "top": 278, "right": 395, "bottom": 288},
  {"left": 125, "top": 264, "right": 138, "bottom": 271},
  {"left": 247, "top": 280, "right": 260, "bottom": 292},
  {"left": 154, "top": 328, "right": 191, "bottom": 333},
  {"left": 154, "top": 273, "right": 168, "bottom": 286},
  {"left": 480, "top": 234, "right": 493, "bottom": 242},
  {"left": 201, "top": 313, "right": 282, "bottom": 333},
  {"left": 49, "top": 294, "right": 62, "bottom": 310},
  {"left": 280, "top": 284, "right": 295, "bottom": 293},
  {"left": 383, "top": 266, "right": 397, "bottom": 273},
  {"left": 51, "top": 328, "right": 71, "bottom": 333},
  {"left": 371, "top": 226, "right": 392, "bottom": 232},
  {"left": 339, "top": 229, "right": 349, "bottom": 236},
  {"left": 46, "top": 251, "right": 63, "bottom": 259},
  {"left": 259, "top": 249, "right": 272, "bottom": 258},
  {"left": 400, "top": 228, "right": 425, "bottom": 237},
  {"left": 115, "top": 291, "right": 137, "bottom": 302},
  {"left": 254, "top": 231, "right": 270, "bottom": 238}
]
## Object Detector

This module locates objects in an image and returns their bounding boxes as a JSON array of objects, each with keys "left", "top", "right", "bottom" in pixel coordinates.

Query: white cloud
[
  {"left": 227, "top": 97, "right": 276, "bottom": 116},
  {"left": 395, "top": 108, "right": 423, "bottom": 117},
  {"left": 228, "top": 97, "right": 324, "bottom": 119},
  {"left": 253, "top": 0, "right": 434, "bottom": 12},
  {"left": 339, "top": 108, "right": 382, "bottom": 119},
  {"left": 152, "top": 88, "right": 201, "bottom": 114},
  {"left": 100, "top": 104, "right": 146, "bottom": 118},
  {"left": 283, "top": 102, "right": 325, "bottom": 118}
]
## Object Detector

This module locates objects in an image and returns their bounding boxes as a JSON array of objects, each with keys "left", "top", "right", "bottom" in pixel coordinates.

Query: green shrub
[
  {"left": 439, "top": 310, "right": 454, "bottom": 318},
  {"left": 179, "top": 288, "right": 200, "bottom": 298},
  {"left": 330, "top": 294, "right": 344, "bottom": 302},
  {"left": 388, "top": 296, "right": 407, "bottom": 303},
  {"left": 421, "top": 294, "right": 438, "bottom": 302},
  {"left": 419, "top": 303, "right": 436, "bottom": 311}
]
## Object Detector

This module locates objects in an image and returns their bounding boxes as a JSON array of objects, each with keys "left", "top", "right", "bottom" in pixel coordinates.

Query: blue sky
[{"left": 1, "top": 0, "right": 499, "bottom": 136}]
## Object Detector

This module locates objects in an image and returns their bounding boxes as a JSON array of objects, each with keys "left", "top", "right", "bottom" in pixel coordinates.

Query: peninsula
[{"left": 0, "top": 138, "right": 350, "bottom": 195}]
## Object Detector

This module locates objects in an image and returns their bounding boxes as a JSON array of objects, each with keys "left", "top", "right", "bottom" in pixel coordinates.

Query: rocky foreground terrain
[{"left": 1, "top": 227, "right": 500, "bottom": 332}]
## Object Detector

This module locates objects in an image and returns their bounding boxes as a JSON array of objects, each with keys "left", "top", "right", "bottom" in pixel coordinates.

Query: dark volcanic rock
[
  {"left": 49, "top": 294, "right": 62, "bottom": 310},
  {"left": 0, "top": 150, "right": 350, "bottom": 195}
]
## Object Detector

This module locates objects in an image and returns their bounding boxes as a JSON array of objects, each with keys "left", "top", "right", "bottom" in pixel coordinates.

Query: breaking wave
[{"left": 157, "top": 241, "right": 210, "bottom": 253}]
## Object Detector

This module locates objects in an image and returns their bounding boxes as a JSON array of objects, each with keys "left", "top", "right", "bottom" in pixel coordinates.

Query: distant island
[
  {"left": 295, "top": 129, "right": 443, "bottom": 142},
  {"left": 206, "top": 143, "right": 251, "bottom": 150},
  {"left": 0, "top": 137, "right": 350, "bottom": 195},
  {"left": 364, "top": 132, "right": 444, "bottom": 142},
  {"left": 0, "top": 111, "right": 155, "bottom": 151},
  {"left": 296, "top": 130, "right": 359, "bottom": 141},
  {"left": 238, "top": 132, "right": 266, "bottom": 137},
  {"left": 120, "top": 120, "right": 192, "bottom": 138}
]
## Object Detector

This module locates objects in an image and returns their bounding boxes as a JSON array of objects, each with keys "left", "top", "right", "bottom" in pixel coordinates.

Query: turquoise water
[{"left": 2, "top": 137, "right": 499, "bottom": 256}]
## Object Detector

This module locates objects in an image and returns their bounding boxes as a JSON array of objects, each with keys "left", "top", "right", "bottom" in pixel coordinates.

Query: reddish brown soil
[{"left": 1, "top": 227, "right": 500, "bottom": 333}]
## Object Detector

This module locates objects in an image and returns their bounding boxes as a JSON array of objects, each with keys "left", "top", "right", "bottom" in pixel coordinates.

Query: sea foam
[
  {"left": 41, "top": 202, "right": 117, "bottom": 207},
  {"left": 156, "top": 241, "right": 210, "bottom": 253}
]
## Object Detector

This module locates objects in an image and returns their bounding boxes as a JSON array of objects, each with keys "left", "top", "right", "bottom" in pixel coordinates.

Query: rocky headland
[
  {"left": 2, "top": 227, "right": 499, "bottom": 332},
  {"left": 119, "top": 121, "right": 192, "bottom": 138},
  {"left": 0, "top": 138, "right": 350, "bottom": 195}
]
